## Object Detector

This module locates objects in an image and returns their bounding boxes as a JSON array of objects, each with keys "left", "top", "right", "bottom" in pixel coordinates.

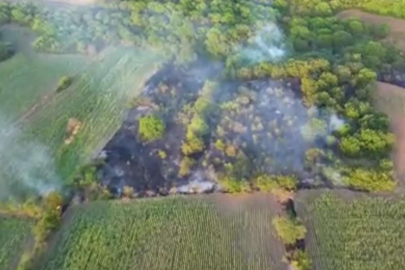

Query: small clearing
[
  {"left": 39, "top": 194, "right": 287, "bottom": 270},
  {"left": 374, "top": 82, "right": 405, "bottom": 182}
]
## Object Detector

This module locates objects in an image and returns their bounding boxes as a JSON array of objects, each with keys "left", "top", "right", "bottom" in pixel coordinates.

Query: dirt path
[{"left": 338, "top": 9, "right": 405, "bottom": 52}]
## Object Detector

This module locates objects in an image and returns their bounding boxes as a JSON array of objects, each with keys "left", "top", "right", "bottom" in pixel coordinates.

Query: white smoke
[
  {"left": 329, "top": 114, "right": 345, "bottom": 131},
  {"left": 0, "top": 118, "right": 60, "bottom": 200},
  {"left": 239, "top": 23, "right": 286, "bottom": 64},
  {"left": 177, "top": 170, "right": 215, "bottom": 194}
]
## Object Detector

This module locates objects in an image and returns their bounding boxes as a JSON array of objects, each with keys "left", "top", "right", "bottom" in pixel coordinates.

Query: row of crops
[
  {"left": 298, "top": 192, "right": 405, "bottom": 270},
  {"left": 0, "top": 24, "right": 161, "bottom": 195},
  {"left": 39, "top": 195, "right": 287, "bottom": 270},
  {"left": 22, "top": 46, "right": 160, "bottom": 181},
  {"left": 0, "top": 25, "right": 88, "bottom": 123},
  {"left": 0, "top": 216, "right": 34, "bottom": 270}
]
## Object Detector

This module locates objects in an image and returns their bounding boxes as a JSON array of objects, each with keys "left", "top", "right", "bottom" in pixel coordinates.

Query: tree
[
  {"left": 333, "top": 30, "right": 352, "bottom": 48},
  {"left": 358, "top": 129, "right": 395, "bottom": 155},
  {"left": 347, "top": 20, "right": 364, "bottom": 35},
  {"left": 138, "top": 115, "right": 165, "bottom": 142},
  {"left": 273, "top": 216, "right": 307, "bottom": 245},
  {"left": 182, "top": 136, "right": 205, "bottom": 155},
  {"left": 179, "top": 157, "right": 195, "bottom": 177},
  {"left": 340, "top": 136, "right": 361, "bottom": 156},
  {"left": 188, "top": 115, "right": 209, "bottom": 137},
  {"left": 290, "top": 250, "right": 312, "bottom": 270},
  {"left": 315, "top": 2, "right": 332, "bottom": 16},
  {"left": 344, "top": 168, "right": 395, "bottom": 192},
  {"left": 205, "top": 27, "right": 230, "bottom": 57}
]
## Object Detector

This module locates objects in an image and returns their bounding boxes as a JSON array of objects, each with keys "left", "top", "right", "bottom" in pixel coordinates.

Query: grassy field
[
  {"left": 0, "top": 25, "right": 89, "bottom": 123},
  {"left": 0, "top": 24, "right": 161, "bottom": 190},
  {"left": 296, "top": 190, "right": 405, "bottom": 270},
  {"left": 39, "top": 194, "right": 287, "bottom": 270},
  {"left": 0, "top": 215, "right": 34, "bottom": 270},
  {"left": 22, "top": 46, "right": 160, "bottom": 181}
]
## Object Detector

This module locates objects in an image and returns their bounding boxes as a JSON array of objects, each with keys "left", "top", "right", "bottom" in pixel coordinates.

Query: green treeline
[
  {"left": 0, "top": 0, "right": 281, "bottom": 62},
  {"left": 290, "top": 0, "right": 405, "bottom": 19}
]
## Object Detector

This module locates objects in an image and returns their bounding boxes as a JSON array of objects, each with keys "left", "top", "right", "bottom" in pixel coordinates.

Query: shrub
[
  {"left": 179, "top": 157, "right": 196, "bottom": 177},
  {"left": 273, "top": 216, "right": 307, "bottom": 245},
  {"left": 0, "top": 41, "right": 13, "bottom": 62},
  {"left": 220, "top": 177, "right": 251, "bottom": 193},
  {"left": 255, "top": 175, "right": 297, "bottom": 192},
  {"left": 255, "top": 175, "right": 279, "bottom": 192},
  {"left": 56, "top": 76, "right": 73, "bottom": 93},
  {"left": 182, "top": 136, "right": 205, "bottom": 155},
  {"left": 344, "top": 168, "right": 395, "bottom": 192},
  {"left": 138, "top": 115, "right": 165, "bottom": 142},
  {"left": 289, "top": 250, "right": 312, "bottom": 270},
  {"left": 188, "top": 115, "right": 209, "bottom": 136},
  {"left": 122, "top": 186, "right": 135, "bottom": 198}
]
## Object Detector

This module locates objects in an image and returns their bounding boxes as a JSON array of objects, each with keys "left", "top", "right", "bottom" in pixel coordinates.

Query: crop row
[
  {"left": 302, "top": 193, "right": 405, "bottom": 270},
  {"left": 39, "top": 196, "right": 285, "bottom": 270}
]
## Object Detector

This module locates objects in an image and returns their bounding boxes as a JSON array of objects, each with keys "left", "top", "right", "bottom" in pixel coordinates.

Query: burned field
[{"left": 98, "top": 62, "right": 331, "bottom": 196}]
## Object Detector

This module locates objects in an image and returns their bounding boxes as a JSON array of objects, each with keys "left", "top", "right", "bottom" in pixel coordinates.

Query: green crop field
[
  {"left": 39, "top": 195, "right": 287, "bottom": 270},
  {"left": 297, "top": 191, "right": 405, "bottom": 270},
  {"left": 0, "top": 25, "right": 161, "bottom": 192},
  {"left": 0, "top": 25, "right": 89, "bottom": 123},
  {"left": 0, "top": 215, "right": 34, "bottom": 270},
  {"left": 22, "top": 46, "right": 160, "bottom": 181}
]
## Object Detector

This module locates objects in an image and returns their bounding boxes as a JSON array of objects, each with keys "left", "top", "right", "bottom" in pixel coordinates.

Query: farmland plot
[
  {"left": 0, "top": 216, "right": 34, "bottom": 270},
  {"left": 0, "top": 24, "right": 161, "bottom": 192},
  {"left": 39, "top": 195, "right": 287, "bottom": 270},
  {"left": 297, "top": 191, "right": 405, "bottom": 270},
  {"left": 0, "top": 25, "right": 88, "bottom": 123},
  {"left": 22, "top": 46, "right": 161, "bottom": 181}
]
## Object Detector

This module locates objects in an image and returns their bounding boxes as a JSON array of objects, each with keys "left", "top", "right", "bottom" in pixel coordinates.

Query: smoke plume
[
  {"left": 239, "top": 23, "right": 286, "bottom": 64},
  {"left": 0, "top": 118, "right": 60, "bottom": 200}
]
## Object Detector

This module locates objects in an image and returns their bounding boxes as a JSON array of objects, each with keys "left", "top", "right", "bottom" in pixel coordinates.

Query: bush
[
  {"left": 344, "top": 168, "right": 395, "bottom": 192},
  {"left": 179, "top": 157, "right": 196, "bottom": 177},
  {"left": 138, "top": 115, "right": 165, "bottom": 142},
  {"left": 0, "top": 41, "right": 13, "bottom": 62},
  {"left": 220, "top": 177, "right": 251, "bottom": 193},
  {"left": 255, "top": 174, "right": 297, "bottom": 192},
  {"left": 273, "top": 216, "right": 307, "bottom": 245},
  {"left": 182, "top": 136, "right": 205, "bottom": 155},
  {"left": 56, "top": 76, "right": 73, "bottom": 93},
  {"left": 289, "top": 250, "right": 312, "bottom": 270}
]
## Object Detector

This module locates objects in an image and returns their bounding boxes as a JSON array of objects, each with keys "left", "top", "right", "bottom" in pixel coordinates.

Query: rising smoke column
[
  {"left": 239, "top": 23, "right": 286, "bottom": 64},
  {"left": 0, "top": 118, "right": 60, "bottom": 200}
]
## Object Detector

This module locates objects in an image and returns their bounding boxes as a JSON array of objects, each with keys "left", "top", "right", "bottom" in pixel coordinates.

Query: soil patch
[{"left": 338, "top": 9, "right": 405, "bottom": 52}]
